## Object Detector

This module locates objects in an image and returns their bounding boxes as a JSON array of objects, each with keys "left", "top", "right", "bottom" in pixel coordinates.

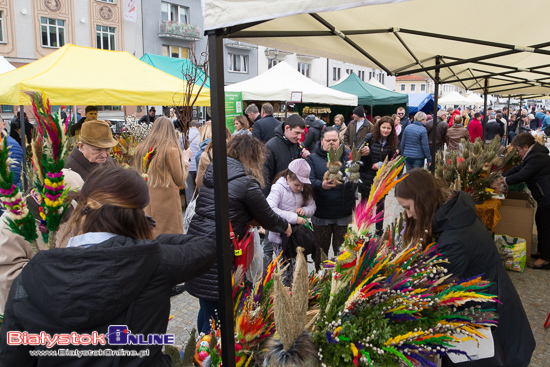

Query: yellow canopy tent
[{"left": 0, "top": 44, "right": 210, "bottom": 106}]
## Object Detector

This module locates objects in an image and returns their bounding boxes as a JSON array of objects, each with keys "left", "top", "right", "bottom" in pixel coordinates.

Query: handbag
[{"left": 230, "top": 222, "right": 255, "bottom": 273}]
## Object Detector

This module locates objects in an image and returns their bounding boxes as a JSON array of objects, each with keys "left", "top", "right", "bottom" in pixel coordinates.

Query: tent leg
[
  {"left": 482, "top": 78, "right": 488, "bottom": 142},
  {"left": 207, "top": 28, "right": 235, "bottom": 366},
  {"left": 430, "top": 58, "right": 440, "bottom": 174},
  {"left": 19, "top": 105, "right": 27, "bottom": 191},
  {"left": 506, "top": 96, "right": 511, "bottom": 145}
]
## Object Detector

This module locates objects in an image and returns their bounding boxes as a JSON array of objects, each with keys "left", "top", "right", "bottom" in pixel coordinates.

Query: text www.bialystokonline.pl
[{"left": 29, "top": 348, "right": 150, "bottom": 358}]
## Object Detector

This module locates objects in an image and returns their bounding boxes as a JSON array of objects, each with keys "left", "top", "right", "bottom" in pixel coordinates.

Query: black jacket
[
  {"left": 360, "top": 133, "right": 397, "bottom": 189},
  {"left": 504, "top": 143, "right": 550, "bottom": 208},
  {"left": 303, "top": 119, "right": 324, "bottom": 151},
  {"left": 485, "top": 119, "right": 503, "bottom": 142},
  {"left": 9, "top": 117, "right": 33, "bottom": 146},
  {"left": 307, "top": 142, "right": 355, "bottom": 219},
  {"left": 69, "top": 117, "right": 87, "bottom": 137},
  {"left": 263, "top": 124, "right": 303, "bottom": 196},
  {"left": 252, "top": 115, "right": 281, "bottom": 143},
  {"left": 425, "top": 117, "right": 448, "bottom": 147},
  {"left": 0, "top": 234, "right": 216, "bottom": 367},
  {"left": 185, "top": 158, "right": 288, "bottom": 302},
  {"left": 433, "top": 192, "right": 535, "bottom": 367}
]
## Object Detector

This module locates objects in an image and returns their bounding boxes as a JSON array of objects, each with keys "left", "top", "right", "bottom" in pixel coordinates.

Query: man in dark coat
[
  {"left": 138, "top": 107, "right": 157, "bottom": 124},
  {"left": 303, "top": 118, "right": 324, "bottom": 151},
  {"left": 263, "top": 114, "right": 306, "bottom": 197},
  {"left": 69, "top": 106, "right": 98, "bottom": 136},
  {"left": 252, "top": 103, "right": 281, "bottom": 143},
  {"left": 425, "top": 109, "right": 448, "bottom": 152},
  {"left": 396, "top": 106, "right": 410, "bottom": 141},
  {"left": 343, "top": 106, "right": 373, "bottom": 150},
  {"left": 65, "top": 120, "right": 117, "bottom": 181},
  {"left": 9, "top": 112, "right": 33, "bottom": 147},
  {"left": 245, "top": 103, "right": 261, "bottom": 125}
]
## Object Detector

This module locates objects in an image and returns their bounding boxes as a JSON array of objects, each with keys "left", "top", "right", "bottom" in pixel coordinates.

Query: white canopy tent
[
  {"left": 368, "top": 77, "right": 391, "bottom": 90},
  {"left": 225, "top": 61, "right": 358, "bottom": 105},
  {"left": 465, "top": 94, "right": 485, "bottom": 106},
  {"left": 438, "top": 91, "right": 467, "bottom": 105},
  {"left": 0, "top": 56, "right": 15, "bottom": 75},
  {"left": 205, "top": 0, "right": 550, "bottom": 97}
]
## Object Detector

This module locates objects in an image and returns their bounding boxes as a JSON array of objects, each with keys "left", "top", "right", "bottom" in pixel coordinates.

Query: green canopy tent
[
  {"left": 330, "top": 72, "right": 408, "bottom": 117},
  {"left": 140, "top": 53, "right": 210, "bottom": 88}
]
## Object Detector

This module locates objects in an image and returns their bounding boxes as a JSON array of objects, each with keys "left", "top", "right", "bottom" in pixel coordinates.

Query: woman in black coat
[
  {"left": 499, "top": 133, "right": 550, "bottom": 269},
  {"left": 186, "top": 134, "right": 290, "bottom": 334},
  {"left": 396, "top": 169, "right": 535, "bottom": 367},
  {"left": 307, "top": 127, "right": 355, "bottom": 270},
  {"left": 0, "top": 166, "right": 218, "bottom": 367}
]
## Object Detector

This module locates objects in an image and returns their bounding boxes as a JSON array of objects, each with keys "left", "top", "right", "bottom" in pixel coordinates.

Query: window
[
  {"left": 161, "top": 2, "right": 189, "bottom": 24},
  {"left": 228, "top": 54, "right": 248, "bottom": 73},
  {"left": 346, "top": 68, "right": 350, "bottom": 75},
  {"left": 333, "top": 67, "right": 337, "bottom": 81},
  {"left": 96, "top": 25, "right": 116, "bottom": 50},
  {"left": 368, "top": 71, "right": 373, "bottom": 81},
  {"left": 420, "top": 84, "right": 426, "bottom": 92},
  {"left": 97, "top": 0, "right": 115, "bottom": 3},
  {"left": 298, "top": 63, "right": 310, "bottom": 77},
  {"left": 41, "top": 17, "right": 65, "bottom": 48},
  {"left": 268, "top": 59, "right": 279, "bottom": 69},
  {"left": 96, "top": 106, "right": 121, "bottom": 111},
  {"left": 337, "top": 68, "right": 341, "bottom": 80},
  {"left": 1, "top": 105, "right": 13, "bottom": 113},
  {"left": 162, "top": 45, "right": 189, "bottom": 58},
  {"left": 377, "top": 73, "right": 385, "bottom": 84},
  {"left": 400, "top": 84, "right": 406, "bottom": 92},
  {"left": 0, "top": 11, "right": 4, "bottom": 43},
  {"left": 410, "top": 84, "right": 416, "bottom": 92}
]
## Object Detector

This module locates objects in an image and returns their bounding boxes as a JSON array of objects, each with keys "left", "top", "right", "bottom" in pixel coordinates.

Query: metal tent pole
[
  {"left": 482, "top": 78, "right": 488, "bottom": 141},
  {"left": 19, "top": 105, "right": 27, "bottom": 190},
  {"left": 506, "top": 95, "right": 511, "bottom": 145},
  {"left": 207, "top": 28, "right": 235, "bottom": 366},
  {"left": 430, "top": 57, "right": 440, "bottom": 173}
]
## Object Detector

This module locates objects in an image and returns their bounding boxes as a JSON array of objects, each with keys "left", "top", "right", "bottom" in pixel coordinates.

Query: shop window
[
  {"left": 229, "top": 54, "right": 248, "bottom": 73},
  {"left": 41, "top": 17, "right": 65, "bottom": 48},
  {"left": 1, "top": 105, "right": 13, "bottom": 113},
  {"left": 298, "top": 62, "right": 310, "bottom": 78},
  {"left": 96, "top": 25, "right": 116, "bottom": 50}
]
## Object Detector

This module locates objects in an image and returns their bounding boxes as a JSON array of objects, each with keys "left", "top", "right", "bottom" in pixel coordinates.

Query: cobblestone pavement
[{"left": 169, "top": 189, "right": 550, "bottom": 366}]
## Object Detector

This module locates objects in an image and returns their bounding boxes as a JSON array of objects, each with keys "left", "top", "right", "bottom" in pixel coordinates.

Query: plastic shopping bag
[{"left": 494, "top": 234, "right": 526, "bottom": 272}]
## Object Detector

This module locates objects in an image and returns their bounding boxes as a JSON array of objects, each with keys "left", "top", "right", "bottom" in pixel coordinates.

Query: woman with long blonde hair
[{"left": 134, "top": 116, "right": 192, "bottom": 236}]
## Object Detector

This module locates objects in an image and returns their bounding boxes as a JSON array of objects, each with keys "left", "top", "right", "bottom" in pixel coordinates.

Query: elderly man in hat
[
  {"left": 65, "top": 120, "right": 117, "bottom": 181},
  {"left": 69, "top": 106, "right": 98, "bottom": 136},
  {"left": 343, "top": 105, "right": 373, "bottom": 152}
]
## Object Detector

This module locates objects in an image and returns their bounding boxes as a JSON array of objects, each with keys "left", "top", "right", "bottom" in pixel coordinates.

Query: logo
[{"left": 106, "top": 326, "right": 174, "bottom": 345}]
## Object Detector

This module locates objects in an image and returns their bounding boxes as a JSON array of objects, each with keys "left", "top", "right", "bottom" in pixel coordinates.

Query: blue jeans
[
  {"left": 197, "top": 299, "right": 219, "bottom": 334},
  {"left": 405, "top": 158, "right": 425, "bottom": 172}
]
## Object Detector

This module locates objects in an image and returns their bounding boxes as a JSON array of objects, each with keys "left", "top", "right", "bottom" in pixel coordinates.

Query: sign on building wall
[
  {"left": 124, "top": 0, "right": 137, "bottom": 22},
  {"left": 225, "top": 92, "right": 243, "bottom": 133}
]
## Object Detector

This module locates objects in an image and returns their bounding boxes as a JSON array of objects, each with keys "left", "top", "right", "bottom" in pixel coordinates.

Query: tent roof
[
  {"left": 465, "top": 93, "right": 484, "bottom": 106},
  {"left": 0, "top": 44, "right": 210, "bottom": 106},
  {"left": 367, "top": 77, "right": 390, "bottom": 90},
  {"left": 408, "top": 93, "right": 438, "bottom": 114},
  {"left": 438, "top": 91, "right": 466, "bottom": 105},
  {"left": 140, "top": 53, "right": 210, "bottom": 89},
  {"left": 225, "top": 61, "right": 357, "bottom": 105},
  {"left": 331, "top": 72, "right": 407, "bottom": 105},
  {"left": 0, "top": 56, "right": 15, "bottom": 75},
  {"left": 209, "top": 0, "right": 550, "bottom": 97}
]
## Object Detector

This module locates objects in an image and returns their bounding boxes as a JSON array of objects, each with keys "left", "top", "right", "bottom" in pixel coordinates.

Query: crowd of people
[{"left": 1, "top": 100, "right": 546, "bottom": 366}]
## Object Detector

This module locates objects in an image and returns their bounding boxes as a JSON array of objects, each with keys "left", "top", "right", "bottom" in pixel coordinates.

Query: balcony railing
[{"left": 159, "top": 21, "right": 201, "bottom": 41}]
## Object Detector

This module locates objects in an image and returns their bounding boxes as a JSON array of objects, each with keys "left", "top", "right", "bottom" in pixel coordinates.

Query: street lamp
[{"left": 264, "top": 48, "right": 279, "bottom": 59}]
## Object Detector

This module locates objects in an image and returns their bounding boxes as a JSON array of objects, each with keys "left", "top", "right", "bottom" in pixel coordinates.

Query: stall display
[{"left": 435, "top": 138, "right": 516, "bottom": 203}]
